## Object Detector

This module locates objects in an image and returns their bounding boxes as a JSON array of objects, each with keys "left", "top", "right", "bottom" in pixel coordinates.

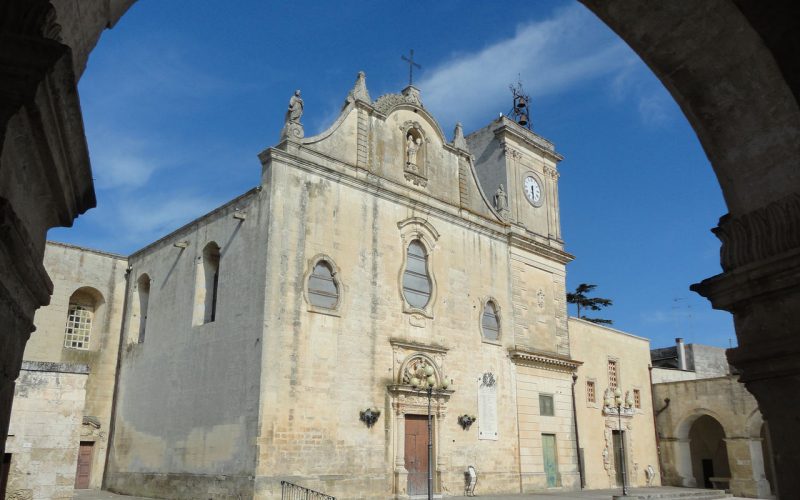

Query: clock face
[{"left": 523, "top": 175, "right": 542, "bottom": 206}]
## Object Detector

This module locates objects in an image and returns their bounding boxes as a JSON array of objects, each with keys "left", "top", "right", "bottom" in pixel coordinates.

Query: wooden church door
[{"left": 405, "top": 415, "right": 429, "bottom": 495}]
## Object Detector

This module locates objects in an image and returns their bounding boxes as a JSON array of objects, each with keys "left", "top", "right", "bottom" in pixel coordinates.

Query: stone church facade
[
  {"left": 108, "top": 74, "right": 578, "bottom": 499},
  {"left": 6, "top": 74, "right": 661, "bottom": 499}
]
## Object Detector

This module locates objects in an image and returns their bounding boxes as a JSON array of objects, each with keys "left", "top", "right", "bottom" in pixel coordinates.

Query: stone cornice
[
  {"left": 493, "top": 118, "right": 563, "bottom": 162},
  {"left": 508, "top": 233, "right": 574, "bottom": 265},
  {"left": 0, "top": 198, "right": 53, "bottom": 311},
  {"left": 509, "top": 347, "right": 582, "bottom": 372},
  {"left": 389, "top": 339, "right": 449, "bottom": 355}
]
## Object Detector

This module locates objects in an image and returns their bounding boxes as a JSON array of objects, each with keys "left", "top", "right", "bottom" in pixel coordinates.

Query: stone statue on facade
[
  {"left": 287, "top": 89, "right": 303, "bottom": 123},
  {"left": 281, "top": 89, "right": 305, "bottom": 141},
  {"left": 406, "top": 134, "right": 421, "bottom": 169},
  {"left": 494, "top": 184, "right": 508, "bottom": 212}
]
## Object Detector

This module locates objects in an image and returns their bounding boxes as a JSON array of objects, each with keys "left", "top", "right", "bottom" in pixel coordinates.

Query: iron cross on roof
[{"left": 401, "top": 49, "right": 421, "bottom": 86}]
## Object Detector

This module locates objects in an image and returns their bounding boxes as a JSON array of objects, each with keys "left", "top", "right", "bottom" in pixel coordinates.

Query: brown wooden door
[
  {"left": 405, "top": 414, "right": 429, "bottom": 496},
  {"left": 74, "top": 442, "right": 93, "bottom": 489}
]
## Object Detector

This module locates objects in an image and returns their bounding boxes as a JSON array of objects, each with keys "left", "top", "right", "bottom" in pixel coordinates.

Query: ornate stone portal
[{"left": 388, "top": 341, "right": 453, "bottom": 497}]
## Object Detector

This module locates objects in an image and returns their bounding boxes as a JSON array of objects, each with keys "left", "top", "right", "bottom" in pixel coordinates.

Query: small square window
[
  {"left": 586, "top": 381, "right": 596, "bottom": 403},
  {"left": 539, "top": 394, "right": 554, "bottom": 416}
]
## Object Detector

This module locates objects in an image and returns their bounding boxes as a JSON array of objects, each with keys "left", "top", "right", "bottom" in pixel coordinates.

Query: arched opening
[
  {"left": 129, "top": 273, "right": 150, "bottom": 343},
  {"left": 63, "top": 287, "right": 104, "bottom": 350},
  {"left": 688, "top": 415, "right": 730, "bottom": 489},
  {"left": 194, "top": 242, "right": 220, "bottom": 325},
  {"left": 307, "top": 259, "right": 339, "bottom": 310},
  {"left": 481, "top": 299, "right": 500, "bottom": 341},
  {"left": 136, "top": 274, "right": 150, "bottom": 342}
]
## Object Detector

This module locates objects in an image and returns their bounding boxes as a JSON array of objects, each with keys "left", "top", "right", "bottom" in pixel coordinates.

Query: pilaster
[{"left": 692, "top": 192, "right": 800, "bottom": 498}]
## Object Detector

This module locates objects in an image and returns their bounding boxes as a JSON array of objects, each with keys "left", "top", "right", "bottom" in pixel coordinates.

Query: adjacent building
[
  {"left": 570, "top": 318, "right": 659, "bottom": 490},
  {"left": 652, "top": 339, "right": 775, "bottom": 498}
]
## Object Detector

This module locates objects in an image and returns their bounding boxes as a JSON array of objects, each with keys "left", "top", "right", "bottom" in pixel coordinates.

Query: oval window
[{"left": 402, "top": 240, "right": 431, "bottom": 309}]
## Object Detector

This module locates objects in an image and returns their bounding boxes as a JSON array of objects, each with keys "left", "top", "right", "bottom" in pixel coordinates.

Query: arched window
[
  {"left": 136, "top": 274, "right": 150, "bottom": 342},
  {"left": 308, "top": 260, "right": 339, "bottom": 309},
  {"left": 194, "top": 242, "right": 220, "bottom": 325},
  {"left": 402, "top": 240, "right": 431, "bottom": 309},
  {"left": 64, "top": 288, "right": 103, "bottom": 349},
  {"left": 481, "top": 300, "right": 500, "bottom": 341}
]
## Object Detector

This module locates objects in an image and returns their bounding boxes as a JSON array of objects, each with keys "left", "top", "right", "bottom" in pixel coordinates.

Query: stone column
[
  {"left": 746, "top": 437, "right": 774, "bottom": 499},
  {"left": 725, "top": 437, "right": 760, "bottom": 497},
  {"left": 659, "top": 437, "right": 695, "bottom": 487},
  {"left": 692, "top": 193, "right": 800, "bottom": 499}
]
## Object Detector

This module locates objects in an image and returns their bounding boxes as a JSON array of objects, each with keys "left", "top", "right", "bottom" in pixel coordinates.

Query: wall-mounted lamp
[
  {"left": 359, "top": 407, "right": 381, "bottom": 428},
  {"left": 233, "top": 210, "right": 246, "bottom": 220},
  {"left": 173, "top": 241, "right": 189, "bottom": 249},
  {"left": 458, "top": 414, "right": 477, "bottom": 430}
]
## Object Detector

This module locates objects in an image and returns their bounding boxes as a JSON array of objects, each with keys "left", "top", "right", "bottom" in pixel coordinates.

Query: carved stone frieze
[
  {"left": 372, "top": 90, "right": 422, "bottom": 115},
  {"left": 713, "top": 192, "right": 800, "bottom": 272},
  {"left": 503, "top": 144, "right": 522, "bottom": 160}
]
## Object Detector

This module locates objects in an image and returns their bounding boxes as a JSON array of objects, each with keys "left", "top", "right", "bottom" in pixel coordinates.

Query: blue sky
[{"left": 50, "top": 0, "right": 734, "bottom": 349}]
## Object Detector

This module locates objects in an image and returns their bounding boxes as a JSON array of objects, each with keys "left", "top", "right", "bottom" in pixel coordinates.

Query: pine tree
[{"left": 566, "top": 283, "right": 613, "bottom": 325}]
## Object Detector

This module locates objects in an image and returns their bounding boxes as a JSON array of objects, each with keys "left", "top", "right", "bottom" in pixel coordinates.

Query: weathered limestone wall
[
  {"left": 255, "top": 155, "right": 521, "bottom": 498},
  {"left": 105, "top": 189, "right": 265, "bottom": 498},
  {"left": 653, "top": 376, "right": 772, "bottom": 498},
  {"left": 253, "top": 98, "right": 572, "bottom": 497},
  {"left": 569, "top": 318, "right": 660, "bottom": 490},
  {"left": 5, "top": 362, "right": 88, "bottom": 499},
  {"left": 22, "top": 242, "right": 127, "bottom": 488},
  {"left": 651, "top": 367, "right": 697, "bottom": 384},
  {"left": 685, "top": 344, "right": 729, "bottom": 378},
  {"left": 515, "top": 363, "right": 579, "bottom": 492}
]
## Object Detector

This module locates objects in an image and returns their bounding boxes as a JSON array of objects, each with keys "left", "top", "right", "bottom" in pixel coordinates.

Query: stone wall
[
  {"left": 23, "top": 242, "right": 127, "bottom": 489},
  {"left": 105, "top": 189, "right": 264, "bottom": 499},
  {"left": 569, "top": 318, "right": 660, "bottom": 490},
  {"left": 5, "top": 361, "right": 88, "bottom": 499}
]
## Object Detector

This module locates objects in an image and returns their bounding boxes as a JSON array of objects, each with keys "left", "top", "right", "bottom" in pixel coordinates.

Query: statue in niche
[
  {"left": 406, "top": 133, "right": 422, "bottom": 170},
  {"left": 286, "top": 89, "right": 304, "bottom": 124},
  {"left": 494, "top": 184, "right": 508, "bottom": 212}
]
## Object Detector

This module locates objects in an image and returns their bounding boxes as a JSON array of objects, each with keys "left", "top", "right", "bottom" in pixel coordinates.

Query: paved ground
[{"left": 74, "top": 486, "right": 760, "bottom": 500}]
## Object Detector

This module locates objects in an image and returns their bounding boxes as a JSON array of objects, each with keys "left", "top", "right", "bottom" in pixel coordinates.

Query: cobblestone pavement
[{"left": 74, "top": 486, "right": 760, "bottom": 500}]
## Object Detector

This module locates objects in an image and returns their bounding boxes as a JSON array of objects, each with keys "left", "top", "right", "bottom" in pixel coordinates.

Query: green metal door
[{"left": 542, "top": 433, "right": 559, "bottom": 487}]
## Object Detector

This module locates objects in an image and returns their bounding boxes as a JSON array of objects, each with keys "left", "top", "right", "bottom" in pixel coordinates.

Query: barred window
[
  {"left": 64, "top": 303, "right": 92, "bottom": 349},
  {"left": 402, "top": 240, "right": 431, "bottom": 309},
  {"left": 586, "top": 380, "right": 596, "bottom": 403},
  {"left": 308, "top": 261, "right": 339, "bottom": 309},
  {"left": 608, "top": 359, "right": 618, "bottom": 389},
  {"left": 539, "top": 394, "right": 554, "bottom": 416},
  {"left": 481, "top": 300, "right": 500, "bottom": 341},
  {"left": 634, "top": 389, "right": 641, "bottom": 409}
]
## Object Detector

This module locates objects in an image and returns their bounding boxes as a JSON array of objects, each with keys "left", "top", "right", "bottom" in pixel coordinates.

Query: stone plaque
[{"left": 478, "top": 372, "right": 498, "bottom": 440}]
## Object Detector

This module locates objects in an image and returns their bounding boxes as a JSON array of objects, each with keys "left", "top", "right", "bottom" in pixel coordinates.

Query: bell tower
[{"left": 465, "top": 99, "right": 564, "bottom": 246}]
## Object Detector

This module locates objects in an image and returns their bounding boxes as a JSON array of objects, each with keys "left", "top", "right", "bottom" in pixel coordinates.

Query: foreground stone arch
[
  {"left": 1, "top": 0, "right": 799, "bottom": 497},
  {"left": 581, "top": 2, "right": 800, "bottom": 497}
]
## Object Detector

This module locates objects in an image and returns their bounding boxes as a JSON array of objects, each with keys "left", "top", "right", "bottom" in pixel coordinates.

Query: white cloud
[{"left": 416, "top": 4, "right": 637, "bottom": 130}]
